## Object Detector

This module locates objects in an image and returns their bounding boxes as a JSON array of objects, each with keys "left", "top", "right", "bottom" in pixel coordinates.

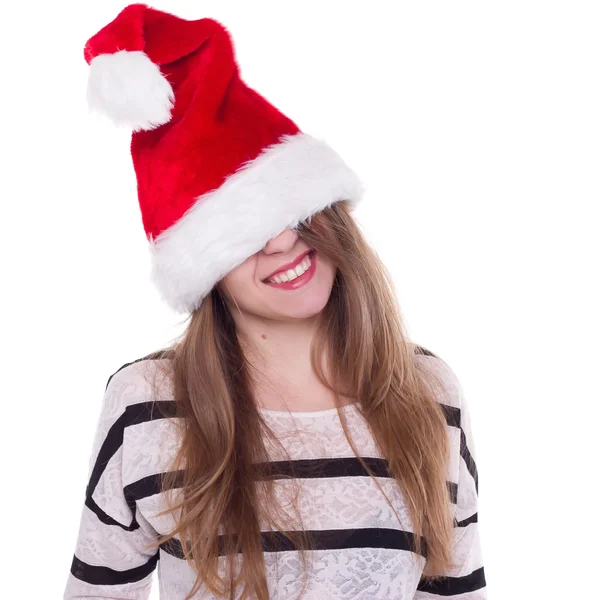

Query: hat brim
[{"left": 148, "top": 132, "right": 364, "bottom": 313}]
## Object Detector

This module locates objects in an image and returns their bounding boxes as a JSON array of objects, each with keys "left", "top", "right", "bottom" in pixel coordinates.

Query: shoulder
[
  {"left": 105, "top": 349, "right": 173, "bottom": 391},
  {"left": 411, "top": 344, "right": 464, "bottom": 410},
  {"left": 412, "top": 345, "right": 481, "bottom": 490},
  {"left": 101, "top": 351, "right": 174, "bottom": 421}
]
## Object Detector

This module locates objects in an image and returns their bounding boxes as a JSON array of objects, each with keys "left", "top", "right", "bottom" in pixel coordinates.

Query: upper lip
[{"left": 263, "top": 250, "right": 313, "bottom": 281}]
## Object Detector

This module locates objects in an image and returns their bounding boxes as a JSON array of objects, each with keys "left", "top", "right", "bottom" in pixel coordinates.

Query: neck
[
  {"left": 237, "top": 312, "right": 317, "bottom": 373},
  {"left": 232, "top": 310, "right": 328, "bottom": 407}
]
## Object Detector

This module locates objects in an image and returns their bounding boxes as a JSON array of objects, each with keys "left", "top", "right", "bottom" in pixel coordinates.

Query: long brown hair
[{"left": 142, "top": 200, "right": 458, "bottom": 599}]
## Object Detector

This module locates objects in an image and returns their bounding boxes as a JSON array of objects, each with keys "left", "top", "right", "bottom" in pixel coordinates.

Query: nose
[{"left": 262, "top": 227, "right": 299, "bottom": 255}]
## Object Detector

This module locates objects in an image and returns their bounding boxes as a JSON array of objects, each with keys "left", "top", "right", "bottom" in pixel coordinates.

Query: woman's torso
[{"left": 121, "top": 358, "right": 430, "bottom": 599}]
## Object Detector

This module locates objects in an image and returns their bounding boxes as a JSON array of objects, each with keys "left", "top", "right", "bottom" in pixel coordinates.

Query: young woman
[{"left": 65, "top": 4, "right": 487, "bottom": 600}]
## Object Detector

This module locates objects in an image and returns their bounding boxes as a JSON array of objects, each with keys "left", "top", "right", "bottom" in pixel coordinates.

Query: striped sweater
[{"left": 63, "top": 347, "right": 487, "bottom": 599}]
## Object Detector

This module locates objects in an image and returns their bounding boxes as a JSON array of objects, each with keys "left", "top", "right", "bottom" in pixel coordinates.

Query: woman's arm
[
  {"left": 413, "top": 356, "right": 487, "bottom": 599},
  {"left": 63, "top": 364, "right": 160, "bottom": 600}
]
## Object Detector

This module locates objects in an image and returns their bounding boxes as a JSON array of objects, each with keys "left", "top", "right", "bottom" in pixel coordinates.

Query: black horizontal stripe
[
  {"left": 70, "top": 552, "right": 159, "bottom": 586},
  {"left": 255, "top": 456, "right": 393, "bottom": 479},
  {"left": 160, "top": 527, "right": 427, "bottom": 559},
  {"left": 123, "top": 459, "right": 458, "bottom": 506},
  {"left": 456, "top": 511, "right": 478, "bottom": 528},
  {"left": 262, "top": 527, "right": 426, "bottom": 556},
  {"left": 417, "top": 565, "right": 486, "bottom": 596}
]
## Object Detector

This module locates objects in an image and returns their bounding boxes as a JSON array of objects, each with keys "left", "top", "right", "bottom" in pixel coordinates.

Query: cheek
[
  {"left": 317, "top": 254, "right": 337, "bottom": 281},
  {"left": 220, "top": 261, "right": 259, "bottom": 298}
]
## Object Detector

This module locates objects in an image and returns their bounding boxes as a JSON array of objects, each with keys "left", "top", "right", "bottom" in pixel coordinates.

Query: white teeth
[{"left": 267, "top": 252, "right": 313, "bottom": 284}]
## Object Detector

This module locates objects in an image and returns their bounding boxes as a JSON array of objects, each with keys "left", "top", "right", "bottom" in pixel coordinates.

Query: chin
[
  {"left": 268, "top": 283, "right": 333, "bottom": 321},
  {"left": 281, "top": 299, "right": 330, "bottom": 320}
]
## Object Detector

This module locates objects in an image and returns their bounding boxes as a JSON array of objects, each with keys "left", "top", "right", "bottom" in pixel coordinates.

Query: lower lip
[{"left": 264, "top": 251, "right": 317, "bottom": 290}]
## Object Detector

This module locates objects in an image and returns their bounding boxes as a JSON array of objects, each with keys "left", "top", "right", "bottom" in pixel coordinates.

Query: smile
[{"left": 263, "top": 250, "right": 317, "bottom": 290}]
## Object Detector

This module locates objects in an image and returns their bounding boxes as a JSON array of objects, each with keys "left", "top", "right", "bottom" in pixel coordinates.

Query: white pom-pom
[{"left": 87, "top": 50, "right": 175, "bottom": 132}]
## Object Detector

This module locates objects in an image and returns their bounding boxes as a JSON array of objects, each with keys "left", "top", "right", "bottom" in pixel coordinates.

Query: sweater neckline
[{"left": 258, "top": 401, "right": 359, "bottom": 418}]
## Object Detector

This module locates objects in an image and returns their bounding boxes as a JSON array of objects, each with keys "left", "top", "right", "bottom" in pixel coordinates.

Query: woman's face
[{"left": 217, "top": 227, "right": 336, "bottom": 321}]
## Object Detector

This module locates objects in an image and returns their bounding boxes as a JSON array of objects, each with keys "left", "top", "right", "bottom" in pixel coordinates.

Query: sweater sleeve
[
  {"left": 63, "top": 363, "right": 160, "bottom": 600},
  {"left": 413, "top": 357, "right": 488, "bottom": 599}
]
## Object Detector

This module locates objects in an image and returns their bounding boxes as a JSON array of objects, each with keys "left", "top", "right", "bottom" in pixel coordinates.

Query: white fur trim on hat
[
  {"left": 148, "top": 132, "right": 365, "bottom": 313},
  {"left": 87, "top": 50, "right": 174, "bottom": 132}
]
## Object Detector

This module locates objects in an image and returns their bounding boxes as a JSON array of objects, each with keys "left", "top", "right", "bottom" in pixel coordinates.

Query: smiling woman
[{"left": 63, "top": 4, "right": 487, "bottom": 600}]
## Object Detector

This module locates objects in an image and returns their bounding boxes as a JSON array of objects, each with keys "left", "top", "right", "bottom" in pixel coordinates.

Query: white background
[{"left": 2, "top": 1, "right": 598, "bottom": 598}]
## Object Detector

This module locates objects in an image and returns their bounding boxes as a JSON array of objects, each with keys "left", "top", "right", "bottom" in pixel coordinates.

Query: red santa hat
[{"left": 83, "top": 3, "right": 364, "bottom": 314}]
